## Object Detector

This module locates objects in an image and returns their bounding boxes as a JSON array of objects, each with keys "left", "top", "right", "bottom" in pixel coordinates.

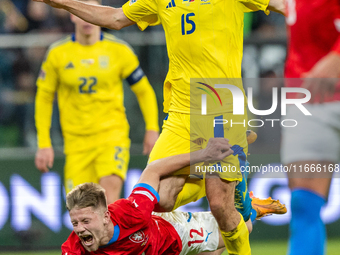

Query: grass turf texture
[{"left": 1, "top": 239, "right": 339, "bottom": 255}]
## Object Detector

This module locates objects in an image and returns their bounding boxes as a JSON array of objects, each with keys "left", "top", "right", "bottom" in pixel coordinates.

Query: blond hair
[{"left": 66, "top": 183, "right": 107, "bottom": 211}]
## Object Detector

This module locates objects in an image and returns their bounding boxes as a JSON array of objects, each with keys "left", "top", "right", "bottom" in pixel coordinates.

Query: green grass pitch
[{"left": 1, "top": 239, "right": 339, "bottom": 255}]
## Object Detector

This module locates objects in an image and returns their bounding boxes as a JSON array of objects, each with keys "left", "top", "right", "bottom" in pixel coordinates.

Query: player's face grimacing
[{"left": 69, "top": 206, "right": 108, "bottom": 252}]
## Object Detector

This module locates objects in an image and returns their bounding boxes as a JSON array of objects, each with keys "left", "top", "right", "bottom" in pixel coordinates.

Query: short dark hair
[{"left": 66, "top": 183, "right": 107, "bottom": 211}]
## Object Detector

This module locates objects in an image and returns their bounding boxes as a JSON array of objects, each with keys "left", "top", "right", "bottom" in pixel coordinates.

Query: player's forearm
[
  {"left": 35, "top": 88, "right": 54, "bottom": 148},
  {"left": 60, "top": 0, "right": 126, "bottom": 30},
  {"left": 131, "top": 77, "right": 159, "bottom": 131},
  {"left": 138, "top": 150, "right": 208, "bottom": 191}
]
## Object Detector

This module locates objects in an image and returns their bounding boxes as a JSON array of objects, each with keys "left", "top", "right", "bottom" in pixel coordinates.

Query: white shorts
[
  {"left": 153, "top": 211, "right": 219, "bottom": 255},
  {"left": 281, "top": 102, "right": 340, "bottom": 164}
]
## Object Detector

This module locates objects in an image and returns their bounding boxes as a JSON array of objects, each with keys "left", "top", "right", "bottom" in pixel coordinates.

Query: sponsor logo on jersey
[
  {"left": 205, "top": 230, "right": 213, "bottom": 242},
  {"left": 183, "top": 0, "right": 194, "bottom": 3},
  {"left": 81, "top": 59, "right": 95, "bottom": 67},
  {"left": 200, "top": 0, "right": 210, "bottom": 5},
  {"left": 65, "top": 62, "right": 75, "bottom": 69},
  {"left": 99, "top": 56, "right": 109, "bottom": 68},
  {"left": 129, "top": 231, "right": 145, "bottom": 243},
  {"left": 187, "top": 212, "right": 192, "bottom": 222},
  {"left": 132, "top": 199, "right": 139, "bottom": 207},
  {"left": 166, "top": 0, "right": 176, "bottom": 8}
]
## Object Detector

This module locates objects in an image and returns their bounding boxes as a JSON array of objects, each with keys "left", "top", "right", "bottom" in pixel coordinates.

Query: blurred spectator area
[{"left": 0, "top": 0, "right": 287, "bottom": 152}]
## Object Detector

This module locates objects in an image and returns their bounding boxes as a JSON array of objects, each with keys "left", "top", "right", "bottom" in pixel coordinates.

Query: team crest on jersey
[
  {"left": 99, "top": 56, "right": 109, "bottom": 68},
  {"left": 129, "top": 0, "right": 137, "bottom": 5},
  {"left": 129, "top": 231, "right": 145, "bottom": 243}
]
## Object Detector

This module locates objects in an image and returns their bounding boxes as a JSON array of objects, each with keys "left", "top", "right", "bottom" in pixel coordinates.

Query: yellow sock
[{"left": 220, "top": 213, "right": 251, "bottom": 255}]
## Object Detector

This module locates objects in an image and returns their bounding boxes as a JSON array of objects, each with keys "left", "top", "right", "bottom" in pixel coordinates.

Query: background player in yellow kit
[
  {"left": 33, "top": 0, "right": 285, "bottom": 254},
  {"left": 34, "top": 0, "right": 159, "bottom": 204}
]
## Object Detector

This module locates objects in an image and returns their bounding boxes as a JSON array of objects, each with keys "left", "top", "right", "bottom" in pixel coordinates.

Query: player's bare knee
[{"left": 209, "top": 199, "right": 236, "bottom": 219}]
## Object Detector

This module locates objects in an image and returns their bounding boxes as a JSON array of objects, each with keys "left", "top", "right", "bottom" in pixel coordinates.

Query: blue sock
[{"left": 288, "top": 189, "right": 326, "bottom": 255}]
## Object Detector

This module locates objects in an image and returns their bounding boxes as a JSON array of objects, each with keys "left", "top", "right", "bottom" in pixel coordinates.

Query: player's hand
[
  {"left": 301, "top": 52, "right": 340, "bottom": 103},
  {"left": 143, "top": 130, "right": 159, "bottom": 155},
  {"left": 32, "top": 0, "right": 65, "bottom": 9},
  {"left": 201, "top": 138, "right": 234, "bottom": 162},
  {"left": 268, "top": 0, "right": 286, "bottom": 16},
  {"left": 35, "top": 147, "right": 54, "bottom": 173}
]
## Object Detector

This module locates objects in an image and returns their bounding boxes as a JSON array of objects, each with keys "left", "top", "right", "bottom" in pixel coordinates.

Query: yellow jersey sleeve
[
  {"left": 121, "top": 44, "right": 159, "bottom": 132},
  {"left": 35, "top": 48, "right": 59, "bottom": 149},
  {"left": 122, "top": 0, "right": 161, "bottom": 31},
  {"left": 120, "top": 45, "right": 141, "bottom": 79},
  {"left": 131, "top": 77, "right": 159, "bottom": 132},
  {"left": 36, "top": 48, "right": 59, "bottom": 93},
  {"left": 239, "top": 0, "right": 270, "bottom": 14},
  {"left": 35, "top": 88, "right": 55, "bottom": 149}
]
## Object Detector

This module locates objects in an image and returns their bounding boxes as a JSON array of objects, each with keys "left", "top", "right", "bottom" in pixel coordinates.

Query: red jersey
[
  {"left": 285, "top": 0, "right": 340, "bottom": 101},
  {"left": 61, "top": 184, "right": 182, "bottom": 255}
]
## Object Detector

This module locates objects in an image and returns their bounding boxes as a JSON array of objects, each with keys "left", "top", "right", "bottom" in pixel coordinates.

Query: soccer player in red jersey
[
  {"left": 63, "top": 138, "right": 287, "bottom": 255},
  {"left": 282, "top": 0, "right": 340, "bottom": 254},
  {"left": 62, "top": 138, "right": 234, "bottom": 255}
]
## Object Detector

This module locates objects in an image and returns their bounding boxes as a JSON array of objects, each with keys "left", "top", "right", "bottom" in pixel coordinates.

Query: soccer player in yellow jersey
[
  {"left": 34, "top": 0, "right": 159, "bottom": 204},
  {"left": 33, "top": 0, "right": 285, "bottom": 254}
]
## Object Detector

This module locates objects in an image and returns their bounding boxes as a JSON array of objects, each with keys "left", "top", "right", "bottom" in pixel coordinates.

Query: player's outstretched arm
[
  {"left": 138, "top": 138, "right": 234, "bottom": 192},
  {"left": 32, "top": 0, "right": 134, "bottom": 30}
]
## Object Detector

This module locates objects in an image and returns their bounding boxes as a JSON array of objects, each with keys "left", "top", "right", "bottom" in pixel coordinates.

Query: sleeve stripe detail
[
  {"left": 133, "top": 190, "right": 155, "bottom": 201},
  {"left": 126, "top": 66, "right": 145, "bottom": 86},
  {"left": 133, "top": 183, "right": 160, "bottom": 202}
]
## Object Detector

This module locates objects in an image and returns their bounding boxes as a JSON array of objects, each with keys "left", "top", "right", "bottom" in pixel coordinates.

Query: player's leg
[
  {"left": 149, "top": 112, "right": 194, "bottom": 212},
  {"left": 281, "top": 103, "right": 340, "bottom": 255},
  {"left": 287, "top": 165, "right": 332, "bottom": 255},
  {"left": 95, "top": 137, "right": 130, "bottom": 204},
  {"left": 203, "top": 114, "right": 250, "bottom": 255},
  {"left": 64, "top": 150, "right": 97, "bottom": 194},
  {"left": 206, "top": 176, "right": 250, "bottom": 255},
  {"left": 99, "top": 175, "right": 124, "bottom": 204}
]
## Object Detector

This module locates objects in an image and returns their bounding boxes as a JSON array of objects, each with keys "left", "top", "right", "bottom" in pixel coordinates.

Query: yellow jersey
[
  {"left": 123, "top": 0, "right": 269, "bottom": 114},
  {"left": 36, "top": 32, "right": 159, "bottom": 152}
]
